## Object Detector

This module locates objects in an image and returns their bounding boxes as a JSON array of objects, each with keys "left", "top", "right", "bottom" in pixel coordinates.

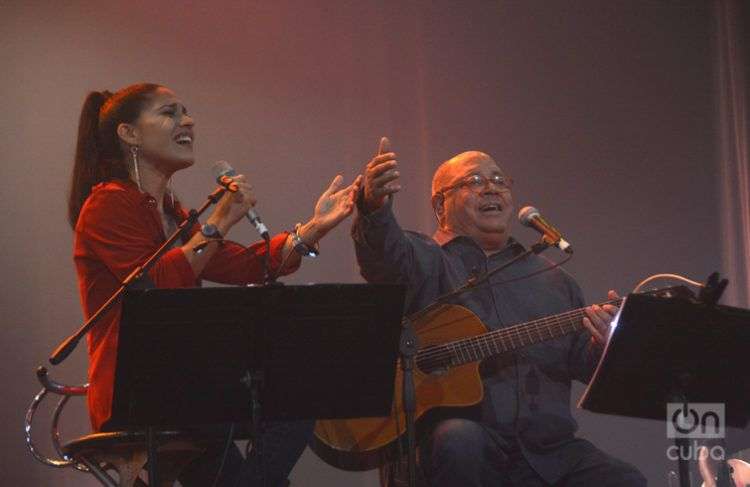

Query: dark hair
[{"left": 67, "top": 83, "right": 163, "bottom": 228}]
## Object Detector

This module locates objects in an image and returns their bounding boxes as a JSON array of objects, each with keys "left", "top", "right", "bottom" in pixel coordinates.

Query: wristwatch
[
  {"left": 290, "top": 224, "right": 319, "bottom": 258},
  {"left": 200, "top": 223, "right": 223, "bottom": 240}
]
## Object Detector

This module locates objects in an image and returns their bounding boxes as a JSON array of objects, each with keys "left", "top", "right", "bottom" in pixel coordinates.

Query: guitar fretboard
[{"left": 416, "top": 298, "right": 621, "bottom": 372}]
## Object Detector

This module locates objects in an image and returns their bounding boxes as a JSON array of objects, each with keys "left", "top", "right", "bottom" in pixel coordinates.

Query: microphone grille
[
  {"left": 518, "top": 206, "right": 540, "bottom": 226},
  {"left": 211, "top": 160, "right": 235, "bottom": 178}
]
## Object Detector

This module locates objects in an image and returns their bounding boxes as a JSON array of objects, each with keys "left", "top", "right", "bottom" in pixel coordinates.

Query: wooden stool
[{"left": 62, "top": 430, "right": 206, "bottom": 487}]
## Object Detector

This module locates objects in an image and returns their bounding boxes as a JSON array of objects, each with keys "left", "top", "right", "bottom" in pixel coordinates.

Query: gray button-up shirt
[{"left": 352, "top": 202, "right": 602, "bottom": 483}]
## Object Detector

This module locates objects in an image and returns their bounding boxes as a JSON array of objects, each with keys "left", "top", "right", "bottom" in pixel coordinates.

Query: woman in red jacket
[{"left": 69, "top": 82, "right": 361, "bottom": 486}]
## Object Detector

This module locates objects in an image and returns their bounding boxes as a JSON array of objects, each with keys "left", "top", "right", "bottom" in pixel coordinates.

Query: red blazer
[{"left": 74, "top": 179, "right": 296, "bottom": 430}]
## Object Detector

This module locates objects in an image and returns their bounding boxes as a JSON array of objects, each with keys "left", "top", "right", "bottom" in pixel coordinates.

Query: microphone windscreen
[
  {"left": 212, "top": 160, "right": 235, "bottom": 179},
  {"left": 518, "top": 206, "right": 540, "bottom": 226}
]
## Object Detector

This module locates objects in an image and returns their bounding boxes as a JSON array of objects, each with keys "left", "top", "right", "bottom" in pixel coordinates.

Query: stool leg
[
  {"left": 78, "top": 456, "right": 119, "bottom": 487},
  {"left": 154, "top": 444, "right": 206, "bottom": 487},
  {"left": 96, "top": 450, "right": 147, "bottom": 487}
]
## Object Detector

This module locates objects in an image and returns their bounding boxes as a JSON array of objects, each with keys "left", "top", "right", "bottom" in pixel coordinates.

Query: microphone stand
[
  {"left": 397, "top": 239, "right": 554, "bottom": 487},
  {"left": 261, "top": 235, "right": 273, "bottom": 286}
]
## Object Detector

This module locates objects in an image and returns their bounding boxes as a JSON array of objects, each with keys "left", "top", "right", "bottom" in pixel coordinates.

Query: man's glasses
[{"left": 438, "top": 174, "right": 513, "bottom": 195}]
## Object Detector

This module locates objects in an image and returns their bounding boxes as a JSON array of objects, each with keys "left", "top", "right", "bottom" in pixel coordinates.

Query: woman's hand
[
  {"left": 310, "top": 174, "right": 363, "bottom": 236},
  {"left": 279, "top": 174, "right": 362, "bottom": 269},
  {"left": 208, "top": 174, "right": 257, "bottom": 235}
]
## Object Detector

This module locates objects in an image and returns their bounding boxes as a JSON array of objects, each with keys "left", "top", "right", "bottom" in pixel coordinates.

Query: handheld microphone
[
  {"left": 518, "top": 206, "right": 573, "bottom": 253},
  {"left": 211, "top": 160, "right": 270, "bottom": 240}
]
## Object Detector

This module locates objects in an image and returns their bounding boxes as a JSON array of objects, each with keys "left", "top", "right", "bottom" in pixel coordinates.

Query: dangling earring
[
  {"left": 130, "top": 145, "right": 142, "bottom": 192},
  {"left": 167, "top": 180, "right": 175, "bottom": 208}
]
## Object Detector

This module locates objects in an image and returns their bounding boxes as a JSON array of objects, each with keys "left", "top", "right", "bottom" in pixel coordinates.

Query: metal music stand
[
  {"left": 578, "top": 292, "right": 750, "bottom": 487},
  {"left": 108, "top": 283, "right": 406, "bottom": 484}
]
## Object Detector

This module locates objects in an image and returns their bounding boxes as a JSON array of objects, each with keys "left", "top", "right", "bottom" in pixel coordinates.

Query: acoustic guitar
[{"left": 312, "top": 286, "right": 690, "bottom": 471}]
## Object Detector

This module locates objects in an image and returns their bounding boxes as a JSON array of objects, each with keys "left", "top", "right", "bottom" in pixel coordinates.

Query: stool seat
[
  {"left": 62, "top": 430, "right": 207, "bottom": 487},
  {"left": 62, "top": 430, "right": 201, "bottom": 456}
]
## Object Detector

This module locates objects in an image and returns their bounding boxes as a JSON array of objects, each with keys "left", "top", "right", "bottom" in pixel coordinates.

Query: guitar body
[{"left": 312, "top": 304, "right": 488, "bottom": 471}]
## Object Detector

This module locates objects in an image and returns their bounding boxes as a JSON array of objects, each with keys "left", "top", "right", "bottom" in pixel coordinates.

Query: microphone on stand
[
  {"left": 518, "top": 206, "right": 573, "bottom": 253},
  {"left": 211, "top": 160, "right": 270, "bottom": 240}
]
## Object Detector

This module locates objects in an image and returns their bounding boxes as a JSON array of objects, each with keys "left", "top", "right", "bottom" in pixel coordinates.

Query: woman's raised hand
[{"left": 310, "top": 174, "right": 363, "bottom": 235}]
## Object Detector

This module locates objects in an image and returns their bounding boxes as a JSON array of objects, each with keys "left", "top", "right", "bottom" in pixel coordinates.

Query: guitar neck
[{"left": 438, "top": 298, "right": 622, "bottom": 368}]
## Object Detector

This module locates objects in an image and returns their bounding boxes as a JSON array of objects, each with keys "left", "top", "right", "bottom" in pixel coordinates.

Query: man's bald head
[
  {"left": 430, "top": 150, "right": 514, "bottom": 253},
  {"left": 431, "top": 151, "right": 499, "bottom": 197}
]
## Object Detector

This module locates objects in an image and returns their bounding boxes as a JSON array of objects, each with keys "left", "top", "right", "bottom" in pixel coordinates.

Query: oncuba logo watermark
[
  {"left": 667, "top": 403, "right": 724, "bottom": 439},
  {"left": 666, "top": 403, "right": 725, "bottom": 461}
]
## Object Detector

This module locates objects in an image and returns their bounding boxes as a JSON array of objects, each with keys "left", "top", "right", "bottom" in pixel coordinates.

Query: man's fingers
[
  {"left": 582, "top": 317, "right": 605, "bottom": 344},
  {"left": 371, "top": 168, "right": 400, "bottom": 187},
  {"left": 368, "top": 158, "right": 397, "bottom": 172},
  {"left": 348, "top": 175, "right": 364, "bottom": 204},
  {"left": 602, "top": 304, "right": 618, "bottom": 315},
  {"left": 372, "top": 184, "right": 401, "bottom": 197},
  {"left": 362, "top": 140, "right": 397, "bottom": 212},
  {"left": 592, "top": 305, "right": 613, "bottom": 324},
  {"left": 367, "top": 153, "right": 397, "bottom": 170},
  {"left": 377, "top": 136, "right": 391, "bottom": 155},
  {"left": 368, "top": 160, "right": 397, "bottom": 180},
  {"left": 584, "top": 306, "right": 610, "bottom": 333}
]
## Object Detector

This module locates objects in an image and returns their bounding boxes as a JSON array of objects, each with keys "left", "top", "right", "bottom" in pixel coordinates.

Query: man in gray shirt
[{"left": 352, "top": 138, "right": 646, "bottom": 486}]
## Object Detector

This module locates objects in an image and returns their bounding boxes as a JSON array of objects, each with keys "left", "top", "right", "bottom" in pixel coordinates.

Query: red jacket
[{"left": 74, "top": 179, "right": 296, "bottom": 430}]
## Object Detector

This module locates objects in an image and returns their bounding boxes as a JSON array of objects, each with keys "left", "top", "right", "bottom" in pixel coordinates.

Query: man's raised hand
[{"left": 362, "top": 136, "right": 401, "bottom": 213}]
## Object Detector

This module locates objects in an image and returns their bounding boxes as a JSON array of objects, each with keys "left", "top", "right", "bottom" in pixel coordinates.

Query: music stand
[
  {"left": 109, "top": 283, "right": 405, "bottom": 482},
  {"left": 578, "top": 292, "right": 750, "bottom": 486}
]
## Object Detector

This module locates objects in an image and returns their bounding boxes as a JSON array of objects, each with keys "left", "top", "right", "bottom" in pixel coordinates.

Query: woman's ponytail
[
  {"left": 68, "top": 91, "right": 111, "bottom": 228},
  {"left": 67, "top": 83, "right": 160, "bottom": 229}
]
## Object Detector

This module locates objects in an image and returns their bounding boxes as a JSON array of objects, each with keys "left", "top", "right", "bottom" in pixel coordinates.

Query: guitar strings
[
  {"left": 416, "top": 298, "right": 622, "bottom": 369},
  {"left": 458, "top": 298, "right": 621, "bottom": 357},
  {"left": 417, "top": 300, "right": 613, "bottom": 362},
  {"left": 418, "top": 300, "right": 619, "bottom": 366},
  {"left": 414, "top": 250, "right": 577, "bottom": 367}
]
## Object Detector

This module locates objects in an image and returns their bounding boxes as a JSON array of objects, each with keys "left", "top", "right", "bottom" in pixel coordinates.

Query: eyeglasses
[{"left": 438, "top": 174, "right": 513, "bottom": 195}]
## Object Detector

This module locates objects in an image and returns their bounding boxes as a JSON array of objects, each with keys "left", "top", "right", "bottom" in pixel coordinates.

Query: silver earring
[
  {"left": 167, "top": 180, "right": 175, "bottom": 208},
  {"left": 130, "top": 146, "right": 142, "bottom": 191}
]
